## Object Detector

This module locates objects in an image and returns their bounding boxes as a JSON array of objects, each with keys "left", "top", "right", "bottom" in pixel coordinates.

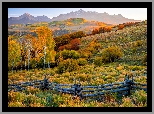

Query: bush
[
  {"left": 118, "top": 24, "right": 125, "bottom": 30},
  {"left": 77, "top": 58, "right": 88, "bottom": 66},
  {"left": 86, "top": 40, "right": 102, "bottom": 54},
  {"left": 55, "top": 50, "right": 80, "bottom": 61},
  {"left": 104, "top": 26, "right": 112, "bottom": 32},
  {"left": 69, "top": 50, "right": 80, "bottom": 59},
  {"left": 54, "top": 34, "right": 71, "bottom": 51},
  {"left": 76, "top": 73, "right": 88, "bottom": 81},
  {"left": 86, "top": 47, "right": 95, "bottom": 53},
  {"left": 94, "top": 57, "right": 103, "bottom": 66},
  {"left": 79, "top": 50, "right": 92, "bottom": 59},
  {"left": 58, "top": 44, "right": 72, "bottom": 51},
  {"left": 57, "top": 59, "right": 79, "bottom": 73},
  {"left": 94, "top": 43, "right": 102, "bottom": 53},
  {"left": 134, "top": 40, "right": 142, "bottom": 47},
  {"left": 64, "top": 44, "right": 71, "bottom": 50},
  {"left": 101, "top": 46, "right": 123, "bottom": 63},
  {"left": 70, "top": 38, "right": 81, "bottom": 50},
  {"left": 69, "top": 31, "right": 86, "bottom": 39},
  {"left": 92, "top": 29, "right": 99, "bottom": 35},
  {"left": 61, "top": 72, "right": 70, "bottom": 77},
  {"left": 58, "top": 45, "right": 65, "bottom": 51}
]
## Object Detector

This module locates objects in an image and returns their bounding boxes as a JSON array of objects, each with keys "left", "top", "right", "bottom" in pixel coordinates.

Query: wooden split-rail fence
[{"left": 8, "top": 75, "right": 147, "bottom": 101}]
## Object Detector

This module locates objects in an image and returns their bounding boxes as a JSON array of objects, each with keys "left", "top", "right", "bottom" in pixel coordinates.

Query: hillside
[
  {"left": 80, "top": 21, "right": 147, "bottom": 66},
  {"left": 8, "top": 18, "right": 113, "bottom": 37},
  {"left": 8, "top": 21, "right": 147, "bottom": 107}
]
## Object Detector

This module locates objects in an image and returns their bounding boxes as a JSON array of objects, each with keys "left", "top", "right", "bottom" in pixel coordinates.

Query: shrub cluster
[
  {"left": 91, "top": 26, "right": 112, "bottom": 35},
  {"left": 77, "top": 58, "right": 88, "bottom": 66},
  {"left": 86, "top": 39, "right": 102, "bottom": 54},
  {"left": 55, "top": 49, "right": 80, "bottom": 60},
  {"left": 134, "top": 40, "right": 143, "bottom": 47},
  {"left": 118, "top": 24, "right": 125, "bottom": 30},
  {"left": 54, "top": 31, "right": 85, "bottom": 51},
  {"left": 55, "top": 49, "right": 81, "bottom": 67},
  {"left": 57, "top": 59, "right": 79, "bottom": 73},
  {"left": 94, "top": 57, "right": 103, "bottom": 66},
  {"left": 101, "top": 46, "right": 123, "bottom": 63}
]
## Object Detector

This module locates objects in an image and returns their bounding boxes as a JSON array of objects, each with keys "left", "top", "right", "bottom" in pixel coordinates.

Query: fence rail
[{"left": 8, "top": 75, "right": 147, "bottom": 100}]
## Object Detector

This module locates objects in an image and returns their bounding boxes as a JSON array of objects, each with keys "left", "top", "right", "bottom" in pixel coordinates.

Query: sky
[{"left": 8, "top": 8, "right": 147, "bottom": 21}]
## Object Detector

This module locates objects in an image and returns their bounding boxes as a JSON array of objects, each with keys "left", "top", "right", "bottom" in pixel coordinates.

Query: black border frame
[{"left": 2, "top": 2, "right": 152, "bottom": 112}]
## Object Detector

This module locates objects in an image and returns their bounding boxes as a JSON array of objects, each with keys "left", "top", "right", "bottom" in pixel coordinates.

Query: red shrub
[
  {"left": 64, "top": 44, "right": 71, "bottom": 50},
  {"left": 70, "top": 38, "right": 81, "bottom": 50},
  {"left": 58, "top": 45, "right": 65, "bottom": 51}
]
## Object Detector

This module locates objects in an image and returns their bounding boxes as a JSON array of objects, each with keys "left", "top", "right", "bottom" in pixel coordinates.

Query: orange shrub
[
  {"left": 104, "top": 26, "right": 112, "bottom": 32},
  {"left": 92, "top": 29, "right": 99, "bottom": 35},
  {"left": 118, "top": 24, "right": 125, "bottom": 30}
]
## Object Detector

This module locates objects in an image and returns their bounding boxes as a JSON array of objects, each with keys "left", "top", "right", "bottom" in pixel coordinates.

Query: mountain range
[
  {"left": 8, "top": 9, "right": 141, "bottom": 26},
  {"left": 8, "top": 13, "right": 51, "bottom": 26}
]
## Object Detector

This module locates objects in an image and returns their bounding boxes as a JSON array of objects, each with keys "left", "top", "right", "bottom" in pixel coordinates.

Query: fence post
[
  {"left": 73, "top": 83, "right": 83, "bottom": 100},
  {"left": 124, "top": 74, "right": 133, "bottom": 95},
  {"left": 42, "top": 75, "right": 49, "bottom": 90},
  {"left": 128, "top": 79, "right": 131, "bottom": 95}
]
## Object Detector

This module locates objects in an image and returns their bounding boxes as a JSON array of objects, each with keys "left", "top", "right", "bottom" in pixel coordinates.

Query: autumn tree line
[
  {"left": 8, "top": 26, "right": 87, "bottom": 71},
  {"left": 91, "top": 22, "right": 141, "bottom": 35},
  {"left": 8, "top": 26, "right": 56, "bottom": 71},
  {"left": 8, "top": 21, "right": 140, "bottom": 72}
]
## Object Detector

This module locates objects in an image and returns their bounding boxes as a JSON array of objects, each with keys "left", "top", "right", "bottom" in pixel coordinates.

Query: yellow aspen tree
[
  {"left": 35, "top": 26, "right": 56, "bottom": 64},
  {"left": 8, "top": 36, "right": 21, "bottom": 69}
]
